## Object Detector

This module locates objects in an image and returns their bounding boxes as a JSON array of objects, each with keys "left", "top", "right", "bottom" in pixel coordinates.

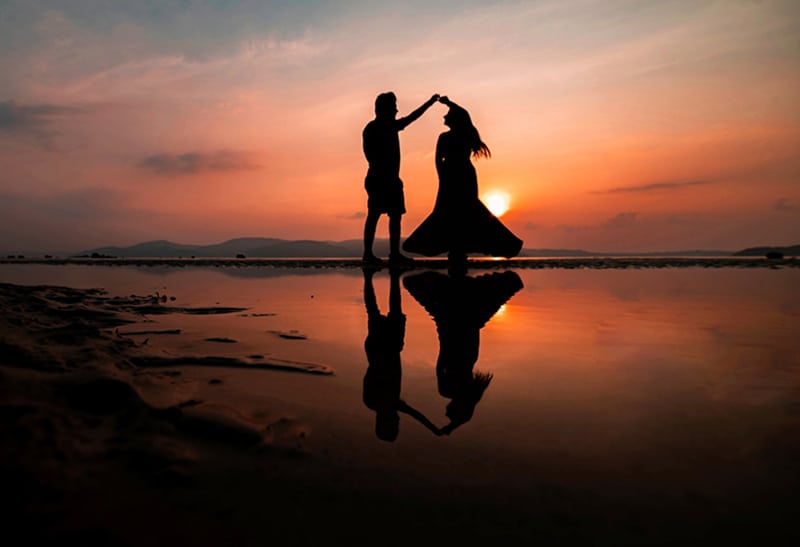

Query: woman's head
[
  {"left": 443, "top": 104, "right": 471, "bottom": 129},
  {"left": 444, "top": 104, "right": 490, "bottom": 158},
  {"left": 444, "top": 370, "right": 493, "bottom": 427}
]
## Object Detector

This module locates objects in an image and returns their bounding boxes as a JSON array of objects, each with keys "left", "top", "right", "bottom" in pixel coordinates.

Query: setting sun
[{"left": 483, "top": 190, "right": 511, "bottom": 217}]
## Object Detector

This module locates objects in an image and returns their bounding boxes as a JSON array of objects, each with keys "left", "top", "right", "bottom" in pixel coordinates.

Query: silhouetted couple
[
  {"left": 362, "top": 93, "right": 523, "bottom": 272},
  {"left": 362, "top": 268, "right": 523, "bottom": 442}
]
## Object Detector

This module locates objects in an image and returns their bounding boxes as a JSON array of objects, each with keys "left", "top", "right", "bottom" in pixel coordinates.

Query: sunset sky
[{"left": 1, "top": 0, "right": 798, "bottom": 253}]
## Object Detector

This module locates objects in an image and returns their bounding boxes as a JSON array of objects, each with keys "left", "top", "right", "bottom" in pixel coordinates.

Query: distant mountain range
[
  {"left": 66, "top": 238, "right": 800, "bottom": 258},
  {"left": 733, "top": 244, "right": 800, "bottom": 257}
]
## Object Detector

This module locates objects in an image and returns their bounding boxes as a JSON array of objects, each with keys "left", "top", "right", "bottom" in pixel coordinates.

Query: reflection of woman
[
  {"left": 403, "top": 96, "right": 523, "bottom": 272},
  {"left": 362, "top": 268, "right": 441, "bottom": 441},
  {"left": 403, "top": 270, "right": 523, "bottom": 434}
]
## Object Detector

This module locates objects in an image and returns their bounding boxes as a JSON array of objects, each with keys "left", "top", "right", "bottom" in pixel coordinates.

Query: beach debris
[
  {"left": 118, "top": 329, "right": 182, "bottom": 336},
  {"left": 133, "top": 305, "right": 248, "bottom": 315},
  {"left": 209, "top": 379, "right": 223, "bottom": 385},
  {"left": 268, "top": 329, "right": 308, "bottom": 340},
  {"left": 130, "top": 355, "right": 334, "bottom": 375},
  {"left": 204, "top": 337, "right": 238, "bottom": 344}
]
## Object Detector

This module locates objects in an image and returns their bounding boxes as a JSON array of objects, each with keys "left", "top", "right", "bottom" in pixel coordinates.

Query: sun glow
[{"left": 483, "top": 190, "right": 511, "bottom": 217}]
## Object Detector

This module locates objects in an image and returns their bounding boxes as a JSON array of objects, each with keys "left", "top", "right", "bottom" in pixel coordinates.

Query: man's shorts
[{"left": 365, "top": 175, "right": 406, "bottom": 216}]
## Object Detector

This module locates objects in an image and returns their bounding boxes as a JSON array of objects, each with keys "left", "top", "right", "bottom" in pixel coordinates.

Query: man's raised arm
[{"left": 396, "top": 94, "right": 440, "bottom": 130}]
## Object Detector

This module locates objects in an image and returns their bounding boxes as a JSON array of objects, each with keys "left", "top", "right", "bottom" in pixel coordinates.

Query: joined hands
[{"left": 428, "top": 94, "right": 454, "bottom": 105}]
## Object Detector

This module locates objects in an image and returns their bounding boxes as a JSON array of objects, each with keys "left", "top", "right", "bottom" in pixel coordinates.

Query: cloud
[
  {"left": 339, "top": 211, "right": 365, "bottom": 220},
  {"left": 593, "top": 179, "right": 711, "bottom": 194},
  {"left": 774, "top": 197, "right": 799, "bottom": 213},
  {"left": 138, "top": 150, "right": 260, "bottom": 175},
  {"left": 603, "top": 212, "right": 638, "bottom": 229},
  {"left": 0, "top": 100, "right": 82, "bottom": 147}
]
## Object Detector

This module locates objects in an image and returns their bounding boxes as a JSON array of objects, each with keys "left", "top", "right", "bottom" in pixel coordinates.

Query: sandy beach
[{"left": 1, "top": 268, "right": 798, "bottom": 546}]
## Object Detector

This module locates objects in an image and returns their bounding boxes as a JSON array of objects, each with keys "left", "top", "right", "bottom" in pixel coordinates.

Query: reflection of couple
[
  {"left": 362, "top": 93, "right": 523, "bottom": 272},
  {"left": 362, "top": 268, "right": 523, "bottom": 442}
]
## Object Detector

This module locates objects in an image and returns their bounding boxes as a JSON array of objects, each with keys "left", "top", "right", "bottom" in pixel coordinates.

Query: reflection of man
[
  {"left": 362, "top": 92, "right": 439, "bottom": 266},
  {"left": 363, "top": 268, "right": 439, "bottom": 442}
]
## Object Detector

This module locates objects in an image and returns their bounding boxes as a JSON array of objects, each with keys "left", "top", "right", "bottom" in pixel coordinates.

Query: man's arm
[
  {"left": 398, "top": 400, "right": 442, "bottom": 436},
  {"left": 396, "top": 94, "right": 440, "bottom": 130}
]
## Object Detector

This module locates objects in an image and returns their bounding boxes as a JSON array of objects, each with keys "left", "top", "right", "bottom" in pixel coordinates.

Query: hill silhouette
[
  {"left": 69, "top": 237, "right": 767, "bottom": 259},
  {"left": 81, "top": 238, "right": 360, "bottom": 258},
  {"left": 732, "top": 244, "right": 800, "bottom": 257}
]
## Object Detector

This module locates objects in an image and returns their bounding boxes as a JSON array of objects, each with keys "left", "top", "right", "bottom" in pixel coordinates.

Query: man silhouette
[
  {"left": 362, "top": 92, "right": 439, "bottom": 266},
  {"left": 363, "top": 268, "right": 441, "bottom": 441}
]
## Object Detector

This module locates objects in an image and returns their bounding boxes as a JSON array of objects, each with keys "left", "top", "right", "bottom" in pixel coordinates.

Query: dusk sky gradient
[{"left": 1, "top": 0, "right": 798, "bottom": 253}]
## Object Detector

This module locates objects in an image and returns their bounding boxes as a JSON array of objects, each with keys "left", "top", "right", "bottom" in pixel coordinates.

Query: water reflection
[
  {"left": 404, "top": 271, "right": 524, "bottom": 435},
  {"left": 362, "top": 268, "right": 523, "bottom": 441},
  {"left": 362, "top": 268, "right": 441, "bottom": 441}
]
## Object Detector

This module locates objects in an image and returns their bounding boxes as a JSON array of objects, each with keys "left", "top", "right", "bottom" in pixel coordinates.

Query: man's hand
[{"left": 438, "top": 95, "right": 450, "bottom": 105}]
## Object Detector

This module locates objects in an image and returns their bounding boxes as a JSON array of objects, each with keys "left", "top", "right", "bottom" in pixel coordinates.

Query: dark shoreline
[
  {"left": 2, "top": 278, "right": 797, "bottom": 545},
  {"left": 1, "top": 256, "right": 798, "bottom": 269}
]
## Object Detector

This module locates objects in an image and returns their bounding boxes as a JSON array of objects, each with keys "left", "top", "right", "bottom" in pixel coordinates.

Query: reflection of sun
[{"left": 483, "top": 190, "right": 511, "bottom": 217}]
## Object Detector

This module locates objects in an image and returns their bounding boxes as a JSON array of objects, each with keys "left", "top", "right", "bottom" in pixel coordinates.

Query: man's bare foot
[
  {"left": 362, "top": 254, "right": 384, "bottom": 266},
  {"left": 388, "top": 253, "right": 416, "bottom": 267}
]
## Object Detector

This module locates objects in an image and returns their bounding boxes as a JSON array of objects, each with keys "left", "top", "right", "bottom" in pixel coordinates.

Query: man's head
[
  {"left": 375, "top": 92, "right": 398, "bottom": 118},
  {"left": 375, "top": 410, "right": 400, "bottom": 442}
]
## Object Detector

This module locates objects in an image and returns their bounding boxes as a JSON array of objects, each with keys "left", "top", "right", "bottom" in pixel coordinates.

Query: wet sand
[{"left": 1, "top": 278, "right": 797, "bottom": 546}]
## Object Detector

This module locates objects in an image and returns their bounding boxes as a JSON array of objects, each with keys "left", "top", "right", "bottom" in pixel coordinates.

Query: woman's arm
[{"left": 438, "top": 95, "right": 461, "bottom": 110}]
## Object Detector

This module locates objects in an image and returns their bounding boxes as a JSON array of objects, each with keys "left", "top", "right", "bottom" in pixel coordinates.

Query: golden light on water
[{"left": 483, "top": 190, "right": 511, "bottom": 217}]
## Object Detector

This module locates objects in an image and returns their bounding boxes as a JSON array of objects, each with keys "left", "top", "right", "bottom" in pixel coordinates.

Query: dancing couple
[{"left": 362, "top": 92, "right": 523, "bottom": 273}]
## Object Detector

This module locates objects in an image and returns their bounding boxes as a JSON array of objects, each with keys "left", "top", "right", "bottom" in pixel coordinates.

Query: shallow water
[{"left": 2, "top": 264, "right": 799, "bottom": 497}]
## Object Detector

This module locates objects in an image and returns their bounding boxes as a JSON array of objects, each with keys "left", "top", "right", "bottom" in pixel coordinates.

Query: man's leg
[
  {"left": 388, "top": 214, "right": 414, "bottom": 265},
  {"left": 363, "top": 210, "right": 382, "bottom": 262}
]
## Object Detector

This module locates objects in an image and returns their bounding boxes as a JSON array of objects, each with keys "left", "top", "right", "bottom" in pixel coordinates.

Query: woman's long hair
[{"left": 448, "top": 104, "right": 491, "bottom": 159}]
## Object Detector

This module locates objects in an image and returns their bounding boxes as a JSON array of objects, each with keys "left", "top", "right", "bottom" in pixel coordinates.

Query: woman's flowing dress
[{"left": 403, "top": 131, "right": 523, "bottom": 258}]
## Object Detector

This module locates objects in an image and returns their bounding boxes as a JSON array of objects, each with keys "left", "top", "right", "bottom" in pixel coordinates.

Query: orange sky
[{"left": 0, "top": 1, "right": 798, "bottom": 253}]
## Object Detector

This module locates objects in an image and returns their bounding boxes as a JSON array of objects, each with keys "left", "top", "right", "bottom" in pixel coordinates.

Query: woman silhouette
[
  {"left": 403, "top": 270, "right": 524, "bottom": 435},
  {"left": 402, "top": 96, "right": 522, "bottom": 272}
]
